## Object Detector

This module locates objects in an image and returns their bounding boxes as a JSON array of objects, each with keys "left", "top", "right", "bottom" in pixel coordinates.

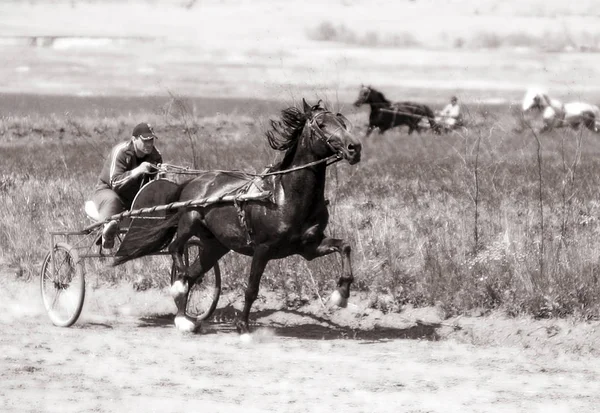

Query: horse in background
[
  {"left": 354, "top": 85, "right": 441, "bottom": 136},
  {"left": 113, "top": 99, "right": 362, "bottom": 335},
  {"left": 521, "top": 87, "right": 600, "bottom": 133}
]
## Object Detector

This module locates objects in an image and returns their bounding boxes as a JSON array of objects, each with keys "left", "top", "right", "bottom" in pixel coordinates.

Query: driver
[
  {"left": 92, "top": 122, "right": 163, "bottom": 248},
  {"left": 437, "top": 95, "right": 463, "bottom": 129}
]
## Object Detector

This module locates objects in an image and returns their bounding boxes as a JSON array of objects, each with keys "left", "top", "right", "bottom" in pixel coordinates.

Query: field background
[
  {"left": 3, "top": 0, "right": 600, "bottom": 322},
  {"left": 1, "top": 0, "right": 600, "bottom": 104}
]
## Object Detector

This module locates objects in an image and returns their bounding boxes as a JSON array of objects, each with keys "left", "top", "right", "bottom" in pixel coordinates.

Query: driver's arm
[{"left": 109, "top": 146, "right": 140, "bottom": 193}]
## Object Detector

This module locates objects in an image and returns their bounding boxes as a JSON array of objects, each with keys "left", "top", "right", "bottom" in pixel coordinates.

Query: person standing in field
[
  {"left": 92, "top": 122, "right": 163, "bottom": 249},
  {"left": 436, "top": 95, "right": 463, "bottom": 130}
]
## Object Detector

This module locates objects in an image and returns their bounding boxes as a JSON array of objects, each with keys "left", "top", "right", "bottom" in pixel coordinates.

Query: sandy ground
[{"left": 2, "top": 275, "right": 600, "bottom": 413}]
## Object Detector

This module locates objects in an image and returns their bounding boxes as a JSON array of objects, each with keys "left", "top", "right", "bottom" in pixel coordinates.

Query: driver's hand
[{"left": 136, "top": 162, "right": 157, "bottom": 176}]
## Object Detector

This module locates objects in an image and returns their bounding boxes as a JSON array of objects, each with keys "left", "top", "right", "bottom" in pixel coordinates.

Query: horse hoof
[
  {"left": 170, "top": 280, "right": 188, "bottom": 297},
  {"left": 234, "top": 319, "right": 251, "bottom": 335},
  {"left": 330, "top": 290, "right": 348, "bottom": 308},
  {"left": 174, "top": 315, "right": 199, "bottom": 333}
]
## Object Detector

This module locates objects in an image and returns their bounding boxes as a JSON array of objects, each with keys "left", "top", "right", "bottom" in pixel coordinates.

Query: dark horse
[
  {"left": 354, "top": 85, "right": 440, "bottom": 136},
  {"left": 114, "top": 99, "right": 362, "bottom": 334}
]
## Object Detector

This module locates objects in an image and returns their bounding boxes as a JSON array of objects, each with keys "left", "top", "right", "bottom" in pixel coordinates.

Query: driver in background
[
  {"left": 92, "top": 122, "right": 163, "bottom": 249},
  {"left": 437, "top": 95, "right": 463, "bottom": 129}
]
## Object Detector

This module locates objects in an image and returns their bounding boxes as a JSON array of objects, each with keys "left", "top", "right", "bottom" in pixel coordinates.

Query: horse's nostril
[{"left": 348, "top": 143, "right": 361, "bottom": 153}]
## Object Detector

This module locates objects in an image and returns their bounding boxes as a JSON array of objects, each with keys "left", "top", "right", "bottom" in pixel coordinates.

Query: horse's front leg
[
  {"left": 235, "top": 245, "right": 270, "bottom": 335},
  {"left": 301, "top": 237, "right": 353, "bottom": 308}
]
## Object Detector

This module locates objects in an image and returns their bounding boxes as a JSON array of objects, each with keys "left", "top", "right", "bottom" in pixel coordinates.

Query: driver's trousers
[{"left": 92, "top": 188, "right": 127, "bottom": 221}]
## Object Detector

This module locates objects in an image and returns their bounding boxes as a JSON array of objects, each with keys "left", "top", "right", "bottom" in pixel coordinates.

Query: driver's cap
[{"left": 132, "top": 122, "right": 158, "bottom": 140}]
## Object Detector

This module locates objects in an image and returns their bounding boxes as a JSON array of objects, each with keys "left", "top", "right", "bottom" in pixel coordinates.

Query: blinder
[
  {"left": 336, "top": 113, "right": 353, "bottom": 132},
  {"left": 308, "top": 110, "right": 352, "bottom": 155}
]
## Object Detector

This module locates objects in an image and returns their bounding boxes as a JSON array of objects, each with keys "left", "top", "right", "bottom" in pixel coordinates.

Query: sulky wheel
[
  {"left": 40, "top": 242, "right": 85, "bottom": 327},
  {"left": 170, "top": 239, "right": 221, "bottom": 321}
]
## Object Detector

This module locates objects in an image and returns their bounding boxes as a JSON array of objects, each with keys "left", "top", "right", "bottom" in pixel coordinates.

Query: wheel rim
[
  {"left": 41, "top": 246, "right": 84, "bottom": 326},
  {"left": 180, "top": 240, "right": 221, "bottom": 321},
  {"left": 186, "top": 269, "right": 221, "bottom": 319}
]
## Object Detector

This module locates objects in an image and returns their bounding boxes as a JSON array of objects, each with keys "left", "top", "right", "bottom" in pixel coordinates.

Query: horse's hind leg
[
  {"left": 166, "top": 209, "right": 216, "bottom": 332},
  {"left": 582, "top": 112, "right": 597, "bottom": 132},
  {"left": 301, "top": 237, "right": 353, "bottom": 308},
  {"left": 173, "top": 240, "right": 229, "bottom": 332},
  {"left": 168, "top": 210, "right": 201, "bottom": 298},
  {"left": 408, "top": 122, "right": 418, "bottom": 135}
]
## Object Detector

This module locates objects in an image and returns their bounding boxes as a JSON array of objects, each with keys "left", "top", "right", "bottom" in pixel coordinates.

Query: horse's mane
[
  {"left": 366, "top": 86, "right": 391, "bottom": 105},
  {"left": 266, "top": 106, "right": 308, "bottom": 151},
  {"left": 265, "top": 102, "right": 330, "bottom": 172}
]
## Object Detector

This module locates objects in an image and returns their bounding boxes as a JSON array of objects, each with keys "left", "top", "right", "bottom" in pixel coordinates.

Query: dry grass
[{"left": 3, "top": 97, "right": 600, "bottom": 321}]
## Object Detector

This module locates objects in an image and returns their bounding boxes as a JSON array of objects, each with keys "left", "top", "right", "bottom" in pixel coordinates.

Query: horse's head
[
  {"left": 303, "top": 99, "right": 362, "bottom": 165},
  {"left": 522, "top": 88, "right": 550, "bottom": 112},
  {"left": 354, "top": 85, "right": 373, "bottom": 107}
]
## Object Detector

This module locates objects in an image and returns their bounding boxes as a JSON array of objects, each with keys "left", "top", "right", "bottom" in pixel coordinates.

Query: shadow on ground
[{"left": 136, "top": 304, "right": 444, "bottom": 341}]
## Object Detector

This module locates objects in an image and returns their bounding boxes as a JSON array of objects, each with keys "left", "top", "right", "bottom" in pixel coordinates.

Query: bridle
[
  {"left": 355, "top": 87, "right": 372, "bottom": 105},
  {"left": 307, "top": 109, "right": 352, "bottom": 156}
]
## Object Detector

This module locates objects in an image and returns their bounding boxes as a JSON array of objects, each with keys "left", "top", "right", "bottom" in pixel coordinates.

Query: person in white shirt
[{"left": 437, "top": 96, "right": 463, "bottom": 130}]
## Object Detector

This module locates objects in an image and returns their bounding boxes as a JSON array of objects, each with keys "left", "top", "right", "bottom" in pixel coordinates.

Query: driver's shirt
[
  {"left": 95, "top": 139, "right": 162, "bottom": 208},
  {"left": 440, "top": 103, "right": 461, "bottom": 119}
]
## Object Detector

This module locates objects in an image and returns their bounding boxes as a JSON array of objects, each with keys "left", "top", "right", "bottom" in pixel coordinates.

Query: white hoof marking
[
  {"left": 240, "top": 333, "right": 253, "bottom": 344},
  {"left": 174, "top": 315, "right": 198, "bottom": 333},
  {"left": 170, "top": 280, "right": 188, "bottom": 297},
  {"left": 330, "top": 290, "right": 348, "bottom": 308}
]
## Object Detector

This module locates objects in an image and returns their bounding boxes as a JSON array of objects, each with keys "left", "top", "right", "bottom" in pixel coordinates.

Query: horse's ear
[
  {"left": 542, "top": 94, "right": 550, "bottom": 105},
  {"left": 302, "top": 98, "right": 312, "bottom": 115}
]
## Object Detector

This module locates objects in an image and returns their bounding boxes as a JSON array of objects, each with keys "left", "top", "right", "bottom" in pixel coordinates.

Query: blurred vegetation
[
  {"left": 308, "top": 20, "right": 600, "bottom": 52},
  {"left": 3, "top": 96, "right": 600, "bottom": 321}
]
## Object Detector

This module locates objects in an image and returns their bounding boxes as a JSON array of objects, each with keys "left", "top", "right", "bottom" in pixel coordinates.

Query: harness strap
[
  {"left": 379, "top": 108, "right": 428, "bottom": 120},
  {"left": 233, "top": 196, "right": 254, "bottom": 246}
]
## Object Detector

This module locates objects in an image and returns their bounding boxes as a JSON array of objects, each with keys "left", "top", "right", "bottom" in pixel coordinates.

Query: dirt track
[{"left": 1, "top": 280, "right": 600, "bottom": 413}]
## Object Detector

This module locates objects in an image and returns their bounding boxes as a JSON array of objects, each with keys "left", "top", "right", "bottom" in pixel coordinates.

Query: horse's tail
[{"left": 112, "top": 211, "right": 182, "bottom": 266}]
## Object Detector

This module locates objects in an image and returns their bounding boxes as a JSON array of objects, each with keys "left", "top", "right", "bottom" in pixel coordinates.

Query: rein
[
  {"left": 158, "top": 154, "right": 341, "bottom": 178},
  {"left": 159, "top": 109, "right": 348, "bottom": 178}
]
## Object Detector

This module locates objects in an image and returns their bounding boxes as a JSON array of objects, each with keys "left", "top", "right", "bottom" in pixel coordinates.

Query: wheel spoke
[{"left": 50, "top": 288, "right": 62, "bottom": 311}]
